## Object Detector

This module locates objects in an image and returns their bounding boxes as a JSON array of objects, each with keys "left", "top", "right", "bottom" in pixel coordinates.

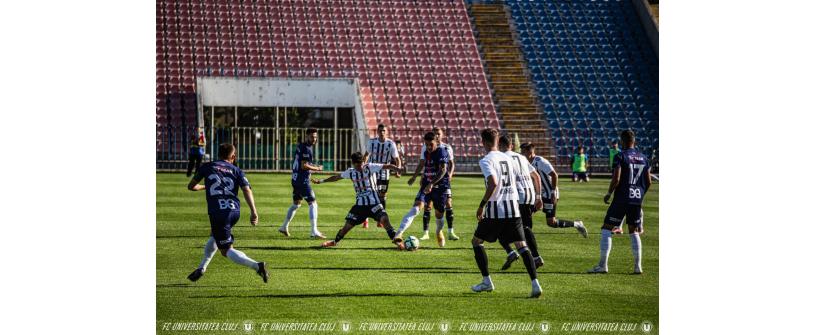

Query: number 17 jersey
[{"left": 613, "top": 148, "right": 650, "bottom": 205}]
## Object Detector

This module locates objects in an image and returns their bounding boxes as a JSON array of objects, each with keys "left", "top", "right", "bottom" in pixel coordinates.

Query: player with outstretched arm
[
  {"left": 186, "top": 143, "right": 268, "bottom": 283},
  {"left": 398, "top": 132, "right": 451, "bottom": 247},
  {"left": 313, "top": 152, "right": 404, "bottom": 249}
]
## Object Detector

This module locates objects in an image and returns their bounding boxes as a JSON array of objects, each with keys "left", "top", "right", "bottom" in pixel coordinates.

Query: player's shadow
[
  {"left": 157, "top": 283, "right": 244, "bottom": 288},
  {"left": 192, "top": 292, "right": 472, "bottom": 299}
]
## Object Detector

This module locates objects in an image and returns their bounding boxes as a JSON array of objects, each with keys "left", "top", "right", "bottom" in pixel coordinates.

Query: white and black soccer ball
[{"left": 404, "top": 236, "right": 420, "bottom": 251}]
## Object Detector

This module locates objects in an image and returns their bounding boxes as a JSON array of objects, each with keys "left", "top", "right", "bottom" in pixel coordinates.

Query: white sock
[
  {"left": 531, "top": 278, "right": 541, "bottom": 288},
  {"left": 630, "top": 232, "right": 642, "bottom": 270},
  {"left": 599, "top": 229, "right": 612, "bottom": 268},
  {"left": 508, "top": 249, "right": 518, "bottom": 256},
  {"left": 448, "top": 227, "right": 455, "bottom": 234},
  {"left": 398, "top": 206, "right": 421, "bottom": 234},
  {"left": 483, "top": 275, "right": 493, "bottom": 285},
  {"left": 281, "top": 204, "right": 300, "bottom": 229},
  {"left": 435, "top": 218, "right": 444, "bottom": 233},
  {"left": 226, "top": 248, "right": 259, "bottom": 270},
  {"left": 198, "top": 237, "right": 217, "bottom": 271},
  {"left": 309, "top": 202, "right": 319, "bottom": 234}
]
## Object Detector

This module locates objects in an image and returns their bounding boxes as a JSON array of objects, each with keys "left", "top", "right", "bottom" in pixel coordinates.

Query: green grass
[{"left": 157, "top": 173, "right": 658, "bottom": 334}]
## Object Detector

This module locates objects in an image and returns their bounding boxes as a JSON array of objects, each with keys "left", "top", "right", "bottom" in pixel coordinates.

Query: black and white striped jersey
[
  {"left": 479, "top": 151, "right": 520, "bottom": 219},
  {"left": 366, "top": 138, "right": 399, "bottom": 180},
  {"left": 531, "top": 155, "right": 557, "bottom": 200},
  {"left": 504, "top": 151, "right": 536, "bottom": 205},
  {"left": 339, "top": 164, "right": 384, "bottom": 206}
]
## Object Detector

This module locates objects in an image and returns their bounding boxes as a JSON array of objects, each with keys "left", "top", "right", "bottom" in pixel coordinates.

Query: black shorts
[
  {"left": 519, "top": 204, "right": 535, "bottom": 229},
  {"left": 474, "top": 217, "right": 525, "bottom": 243},
  {"left": 604, "top": 200, "right": 643, "bottom": 227},
  {"left": 345, "top": 204, "right": 387, "bottom": 225},
  {"left": 573, "top": 172, "right": 588, "bottom": 180},
  {"left": 541, "top": 198, "right": 557, "bottom": 218},
  {"left": 209, "top": 211, "right": 240, "bottom": 249},
  {"left": 376, "top": 178, "right": 389, "bottom": 193}
]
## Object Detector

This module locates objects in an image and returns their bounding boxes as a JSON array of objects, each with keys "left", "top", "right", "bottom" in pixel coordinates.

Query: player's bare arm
[
  {"left": 550, "top": 170, "right": 559, "bottom": 204},
  {"left": 302, "top": 161, "right": 323, "bottom": 171},
  {"left": 530, "top": 170, "right": 543, "bottom": 210},
  {"left": 424, "top": 165, "right": 447, "bottom": 194},
  {"left": 477, "top": 175, "right": 497, "bottom": 221},
  {"left": 604, "top": 166, "right": 621, "bottom": 204},
  {"left": 408, "top": 158, "right": 424, "bottom": 186},
  {"left": 312, "top": 174, "right": 343, "bottom": 184},
  {"left": 393, "top": 156, "right": 403, "bottom": 177},
  {"left": 241, "top": 186, "right": 259, "bottom": 226},
  {"left": 187, "top": 176, "right": 205, "bottom": 191},
  {"left": 448, "top": 158, "right": 455, "bottom": 180}
]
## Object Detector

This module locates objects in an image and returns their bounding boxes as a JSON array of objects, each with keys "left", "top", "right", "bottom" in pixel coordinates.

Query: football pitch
[{"left": 157, "top": 173, "right": 658, "bottom": 334}]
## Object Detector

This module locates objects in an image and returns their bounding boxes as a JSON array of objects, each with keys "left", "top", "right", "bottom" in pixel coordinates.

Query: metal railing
[{"left": 157, "top": 126, "right": 625, "bottom": 173}]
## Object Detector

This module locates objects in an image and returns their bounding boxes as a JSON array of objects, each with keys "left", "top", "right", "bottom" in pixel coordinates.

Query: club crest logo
[
  {"left": 641, "top": 321, "right": 653, "bottom": 333},
  {"left": 341, "top": 321, "right": 351, "bottom": 332},
  {"left": 243, "top": 320, "right": 253, "bottom": 333},
  {"left": 539, "top": 321, "right": 550, "bottom": 333}
]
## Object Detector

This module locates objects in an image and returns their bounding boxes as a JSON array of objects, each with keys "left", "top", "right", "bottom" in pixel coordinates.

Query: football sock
[
  {"left": 381, "top": 198, "right": 387, "bottom": 210},
  {"left": 422, "top": 207, "right": 431, "bottom": 232},
  {"left": 499, "top": 239, "right": 514, "bottom": 255},
  {"left": 445, "top": 207, "right": 454, "bottom": 229},
  {"left": 398, "top": 206, "right": 421, "bottom": 234},
  {"left": 198, "top": 237, "right": 217, "bottom": 271},
  {"left": 518, "top": 247, "right": 538, "bottom": 280},
  {"left": 523, "top": 227, "right": 540, "bottom": 258},
  {"left": 556, "top": 219, "right": 575, "bottom": 228},
  {"left": 308, "top": 202, "right": 319, "bottom": 234},
  {"left": 483, "top": 275, "right": 493, "bottom": 286},
  {"left": 473, "top": 244, "right": 490, "bottom": 277},
  {"left": 599, "top": 229, "right": 612, "bottom": 268},
  {"left": 333, "top": 230, "right": 345, "bottom": 243},
  {"left": 281, "top": 204, "right": 300, "bottom": 229},
  {"left": 630, "top": 232, "right": 642, "bottom": 270},
  {"left": 386, "top": 227, "right": 396, "bottom": 240},
  {"left": 435, "top": 218, "right": 444, "bottom": 233},
  {"left": 226, "top": 248, "right": 259, "bottom": 271}
]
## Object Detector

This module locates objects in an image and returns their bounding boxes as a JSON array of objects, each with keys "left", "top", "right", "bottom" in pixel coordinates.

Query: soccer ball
[{"left": 404, "top": 236, "right": 420, "bottom": 251}]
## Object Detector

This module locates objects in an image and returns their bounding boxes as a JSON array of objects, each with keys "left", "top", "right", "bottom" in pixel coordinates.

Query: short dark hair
[
  {"left": 350, "top": 151, "right": 364, "bottom": 164},
  {"left": 395, "top": 140, "right": 401, "bottom": 145},
  {"left": 423, "top": 131, "right": 436, "bottom": 141},
  {"left": 620, "top": 130, "right": 635, "bottom": 145},
  {"left": 432, "top": 127, "right": 442, "bottom": 133},
  {"left": 377, "top": 124, "right": 386, "bottom": 130},
  {"left": 218, "top": 143, "right": 236, "bottom": 160},
  {"left": 520, "top": 142, "right": 535, "bottom": 151},
  {"left": 577, "top": 145, "right": 584, "bottom": 150},
  {"left": 306, "top": 128, "right": 318, "bottom": 136},
  {"left": 498, "top": 135, "right": 511, "bottom": 148},
  {"left": 480, "top": 128, "right": 499, "bottom": 145}
]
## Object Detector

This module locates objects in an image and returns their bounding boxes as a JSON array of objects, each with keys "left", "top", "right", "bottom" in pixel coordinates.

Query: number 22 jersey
[{"left": 194, "top": 160, "right": 250, "bottom": 214}]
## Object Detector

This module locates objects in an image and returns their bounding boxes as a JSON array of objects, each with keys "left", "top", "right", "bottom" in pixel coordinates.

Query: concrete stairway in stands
[{"left": 469, "top": 3, "right": 554, "bottom": 159}]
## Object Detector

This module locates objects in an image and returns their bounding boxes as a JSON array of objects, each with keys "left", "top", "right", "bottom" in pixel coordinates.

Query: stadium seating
[
  {"left": 156, "top": 0, "right": 498, "bottom": 158},
  {"left": 504, "top": 0, "right": 659, "bottom": 160}
]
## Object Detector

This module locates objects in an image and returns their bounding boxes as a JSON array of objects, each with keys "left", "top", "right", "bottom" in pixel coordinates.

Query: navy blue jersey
[
  {"left": 421, "top": 146, "right": 450, "bottom": 189},
  {"left": 291, "top": 142, "right": 314, "bottom": 185},
  {"left": 613, "top": 148, "right": 650, "bottom": 205},
  {"left": 194, "top": 160, "right": 250, "bottom": 214}
]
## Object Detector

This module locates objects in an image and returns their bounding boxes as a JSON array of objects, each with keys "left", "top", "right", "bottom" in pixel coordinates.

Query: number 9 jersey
[
  {"left": 194, "top": 160, "right": 251, "bottom": 214},
  {"left": 612, "top": 148, "right": 650, "bottom": 205}
]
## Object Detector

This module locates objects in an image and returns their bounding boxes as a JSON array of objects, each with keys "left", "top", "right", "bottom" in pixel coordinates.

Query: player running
[
  {"left": 588, "top": 130, "right": 652, "bottom": 274},
  {"left": 495, "top": 136, "right": 545, "bottom": 271},
  {"left": 313, "top": 152, "right": 403, "bottom": 249},
  {"left": 279, "top": 128, "right": 326, "bottom": 239},
  {"left": 364, "top": 124, "right": 401, "bottom": 228},
  {"left": 397, "top": 131, "right": 451, "bottom": 247},
  {"left": 523, "top": 142, "right": 588, "bottom": 236},
  {"left": 186, "top": 143, "right": 268, "bottom": 283},
  {"left": 471, "top": 128, "right": 542, "bottom": 298},
  {"left": 415, "top": 128, "right": 458, "bottom": 241}
]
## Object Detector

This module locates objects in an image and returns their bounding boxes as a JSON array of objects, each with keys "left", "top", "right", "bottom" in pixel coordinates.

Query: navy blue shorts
[
  {"left": 415, "top": 186, "right": 451, "bottom": 211},
  {"left": 604, "top": 200, "right": 643, "bottom": 227},
  {"left": 292, "top": 183, "right": 316, "bottom": 202},
  {"left": 209, "top": 211, "right": 240, "bottom": 249}
]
